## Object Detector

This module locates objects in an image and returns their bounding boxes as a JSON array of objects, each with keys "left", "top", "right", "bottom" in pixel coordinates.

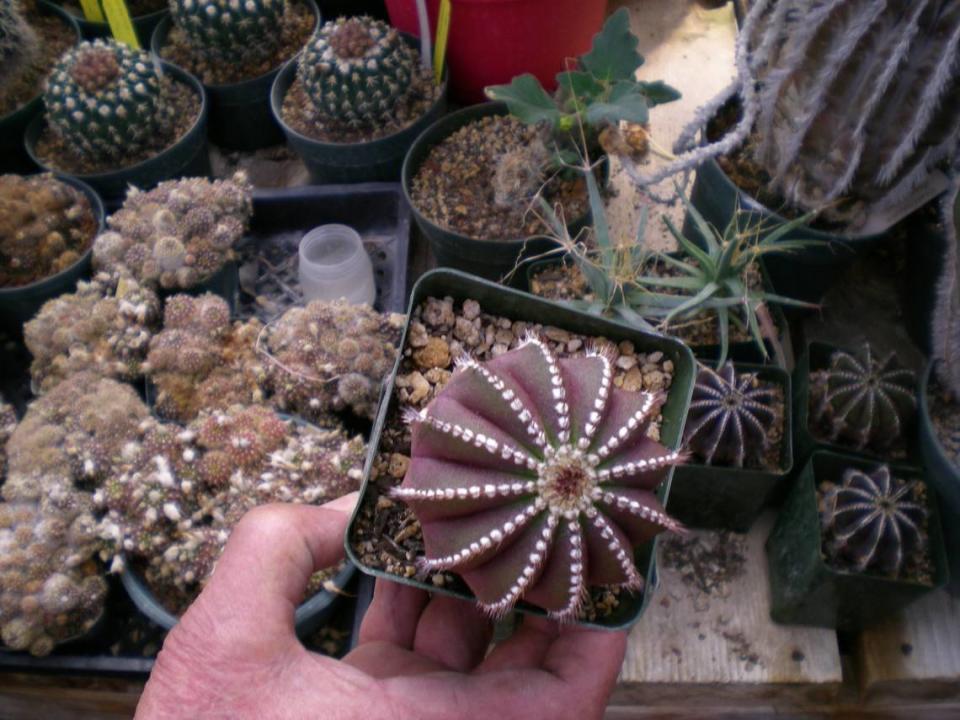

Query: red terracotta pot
[{"left": 385, "top": 0, "right": 608, "bottom": 103}]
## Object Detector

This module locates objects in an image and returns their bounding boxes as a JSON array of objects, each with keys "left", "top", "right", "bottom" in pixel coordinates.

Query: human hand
[{"left": 136, "top": 497, "right": 628, "bottom": 720}]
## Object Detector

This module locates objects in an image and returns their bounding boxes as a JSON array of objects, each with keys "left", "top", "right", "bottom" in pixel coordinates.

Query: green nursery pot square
[
  {"left": 345, "top": 269, "right": 696, "bottom": 630},
  {"left": 794, "top": 341, "right": 920, "bottom": 467},
  {"left": 765, "top": 451, "right": 948, "bottom": 631},
  {"left": 668, "top": 363, "right": 793, "bottom": 533}
]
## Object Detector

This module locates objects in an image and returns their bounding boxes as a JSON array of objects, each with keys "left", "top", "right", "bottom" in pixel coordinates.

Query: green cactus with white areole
[
  {"left": 43, "top": 39, "right": 169, "bottom": 163},
  {"left": 298, "top": 15, "right": 414, "bottom": 129},
  {"left": 169, "top": 0, "right": 285, "bottom": 63}
]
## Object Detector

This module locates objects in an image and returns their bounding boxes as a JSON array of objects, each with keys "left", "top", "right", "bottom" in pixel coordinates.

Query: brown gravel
[
  {"left": 281, "top": 52, "right": 442, "bottom": 144},
  {"left": 33, "top": 76, "right": 201, "bottom": 175},
  {"left": 158, "top": 0, "right": 315, "bottom": 86},
  {"left": 350, "top": 295, "right": 678, "bottom": 622},
  {"left": 0, "top": 8, "right": 76, "bottom": 117},
  {"left": 409, "top": 115, "right": 590, "bottom": 241},
  {"left": 660, "top": 531, "right": 747, "bottom": 599}
]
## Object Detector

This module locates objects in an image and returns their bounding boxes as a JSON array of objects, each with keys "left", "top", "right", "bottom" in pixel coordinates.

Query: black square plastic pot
[
  {"left": 52, "top": 0, "right": 168, "bottom": 46},
  {"left": 271, "top": 34, "right": 448, "bottom": 184},
  {"left": 766, "top": 451, "right": 948, "bottom": 631},
  {"left": 668, "top": 363, "right": 793, "bottom": 532},
  {"left": 345, "top": 269, "right": 697, "bottom": 630},
  {"left": 684, "top": 157, "right": 888, "bottom": 305},
  {"left": 24, "top": 61, "right": 210, "bottom": 210},
  {"left": 793, "top": 341, "right": 919, "bottom": 468},
  {"left": 402, "top": 102, "right": 605, "bottom": 285},
  {"left": 151, "top": 0, "right": 319, "bottom": 152}
]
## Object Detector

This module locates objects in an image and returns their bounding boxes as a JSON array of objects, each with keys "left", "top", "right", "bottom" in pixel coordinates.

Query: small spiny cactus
[
  {"left": 392, "top": 336, "right": 683, "bottom": 621},
  {"left": 683, "top": 362, "right": 779, "bottom": 468},
  {"left": 297, "top": 15, "right": 415, "bottom": 129},
  {"left": 44, "top": 39, "right": 171, "bottom": 162},
  {"left": 810, "top": 346, "right": 917, "bottom": 454},
  {"left": 169, "top": 0, "right": 285, "bottom": 64},
  {"left": 820, "top": 464, "right": 928, "bottom": 578},
  {"left": 0, "top": 0, "right": 39, "bottom": 100}
]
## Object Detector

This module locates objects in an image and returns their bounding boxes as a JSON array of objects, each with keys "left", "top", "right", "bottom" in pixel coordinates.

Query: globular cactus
[
  {"left": 810, "top": 346, "right": 917, "bottom": 454},
  {"left": 820, "top": 464, "right": 928, "bottom": 578},
  {"left": 44, "top": 39, "right": 172, "bottom": 163},
  {"left": 169, "top": 0, "right": 285, "bottom": 64},
  {"left": 0, "top": 396, "right": 16, "bottom": 479},
  {"left": 0, "top": 173, "right": 98, "bottom": 288},
  {"left": 298, "top": 15, "right": 415, "bottom": 129},
  {"left": 25, "top": 275, "right": 160, "bottom": 392},
  {"left": 392, "top": 336, "right": 683, "bottom": 621},
  {"left": 0, "top": 0, "right": 40, "bottom": 101},
  {"left": 92, "top": 172, "right": 253, "bottom": 290},
  {"left": 264, "top": 299, "right": 404, "bottom": 422},
  {"left": 683, "top": 362, "right": 779, "bottom": 468},
  {"left": 144, "top": 293, "right": 266, "bottom": 422},
  {"left": 636, "top": 0, "right": 960, "bottom": 235}
]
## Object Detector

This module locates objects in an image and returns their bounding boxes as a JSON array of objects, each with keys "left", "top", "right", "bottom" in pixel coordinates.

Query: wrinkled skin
[{"left": 137, "top": 496, "right": 627, "bottom": 720}]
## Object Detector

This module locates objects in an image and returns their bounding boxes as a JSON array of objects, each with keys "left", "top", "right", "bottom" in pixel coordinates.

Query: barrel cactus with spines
[
  {"left": 169, "top": 0, "right": 285, "bottom": 63},
  {"left": 43, "top": 40, "right": 170, "bottom": 163},
  {"left": 298, "top": 15, "right": 415, "bottom": 129}
]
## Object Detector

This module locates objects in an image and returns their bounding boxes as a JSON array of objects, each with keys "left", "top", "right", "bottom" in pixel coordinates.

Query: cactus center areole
[
  {"left": 537, "top": 445, "right": 599, "bottom": 517},
  {"left": 329, "top": 19, "right": 375, "bottom": 59}
]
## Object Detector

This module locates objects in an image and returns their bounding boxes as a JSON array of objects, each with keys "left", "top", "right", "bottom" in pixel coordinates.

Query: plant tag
[
  {"left": 78, "top": 0, "right": 106, "bottom": 23},
  {"left": 433, "top": 0, "right": 451, "bottom": 86},
  {"left": 101, "top": 0, "right": 140, "bottom": 48}
]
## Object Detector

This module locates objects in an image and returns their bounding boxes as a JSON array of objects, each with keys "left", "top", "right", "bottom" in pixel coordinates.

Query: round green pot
[
  {"left": 151, "top": 0, "right": 319, "bottom": 152},
  {"left": 0, "top": 3, "right": 80, "bottom": 174},
  {"left": 24, "top": 61, "right": 210, "bottom": 210},
  {"left": 271, "top": 33, "right": 448, "bottom": 183},
  {"left": 0, "top": 174, "right": 105, "bottom": 332}
]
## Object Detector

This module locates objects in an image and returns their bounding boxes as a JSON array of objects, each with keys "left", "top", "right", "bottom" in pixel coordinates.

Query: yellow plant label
[
  {"left": 78, "top": 0, "right": 106, "bottom": 23},
  {"left": 433, "top": 0, "right": 451, "bottom": 85},
  {"left": 101, "top": 0, "right": 140, "bottom": 48}
]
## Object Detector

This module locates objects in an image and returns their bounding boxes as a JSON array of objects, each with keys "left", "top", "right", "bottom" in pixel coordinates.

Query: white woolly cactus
[
  {"left": 0, "top": 0, "right": 39, "bottom": 99},
  {"left": 169, "top": 0, "right": 286, "bottom": 63}
]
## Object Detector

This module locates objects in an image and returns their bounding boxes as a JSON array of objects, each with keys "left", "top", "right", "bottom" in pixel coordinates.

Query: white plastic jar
[{"left": 298, "top": 224, "right": 375, "bottom": 306}]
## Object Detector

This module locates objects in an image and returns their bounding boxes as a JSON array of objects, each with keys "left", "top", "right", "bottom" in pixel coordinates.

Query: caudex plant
[
  {"left": 483, "top": 8, "right": 680, "bottom": 210},
  {"left": 392, "top": 335, "right": 683, "bottom": 620}
]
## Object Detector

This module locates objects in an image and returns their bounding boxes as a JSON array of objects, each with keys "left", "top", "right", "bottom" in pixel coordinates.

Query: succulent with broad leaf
[
  {"left": 169, "top": 0, "right": 285, "bottom": 64},
  {"left": 820, "top": 465, "right": 928, "bottom": 578},
  {"left": 684, "top": 362, "right": 778, "bottom": 468},
  {"left": 810, "top": 346, "right": 917, "bottom": 454},
  {"left": 932, "top": 180, "right": 960, "bottom": 404},
  {"left": 392, "top": 335, "right": 683, "bottom": 621}
]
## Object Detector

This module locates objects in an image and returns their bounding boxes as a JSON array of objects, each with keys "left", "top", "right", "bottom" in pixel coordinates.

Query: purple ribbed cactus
[{"left": 392, "top": 336, "right": 683, "bottom": 621}]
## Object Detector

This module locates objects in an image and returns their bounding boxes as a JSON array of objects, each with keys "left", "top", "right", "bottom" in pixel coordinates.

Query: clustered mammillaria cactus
[
  {"left": 820, "top": 465, "right": 928, "bottom": 578},
  {"left": 144, "top": 293, "right": 265, "bottom": 422},
  {"left": 810, "top": 346, "right": 917, "bottom": 454},
  {"left": 0, "top": 395, "right": 16, "bottom": 478},
  {"left": 0, "top": 173, "right": 98, "bottom": 288},
  {"left": 684, "top": 362, "right": 779, "bottom": 468},
  {"left": 0, "top": 373, "right": 147, "bottom": 656},
  {"left": 169, "top": 0, "right": 285, "bottom": 64},
  {"left": 93, "top": 172, "right": 253, "bottom": 291},
  {"left": 298, "top": 15, "right": 415, "bottom": 130},
  {"left": 393, "top": 336, "right": 683, "bottom": 620},
  {"left": 0, "top": 0, "right": 39, "bottom": 103},
  {"left": 97, "top": 404, "right": 366, "bottom": 609},
  {"left": 25, "top": 275, "right": 160, "bottom": 392},
  {"left": 43, "top": 39, "right": 171, "bottom": 163},
  {"left": 264, "top": 299, "right": 405, "bottom": 422}
]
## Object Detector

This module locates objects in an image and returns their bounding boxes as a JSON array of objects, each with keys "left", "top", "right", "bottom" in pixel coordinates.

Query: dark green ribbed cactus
[
  {"left": 169, "top": 0, "right": 285, "bottom": 63},
  {"left": 43, "top": 40, "right": 169, "bottom": 162},
  {"left": 297, "top": 15, "right": 414, "bottom": 129},
  {"left": 0, "top": 0, "right": 39, "bottom": 99}
]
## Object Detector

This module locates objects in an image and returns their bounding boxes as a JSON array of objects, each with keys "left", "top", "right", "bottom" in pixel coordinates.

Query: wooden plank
[
  {"left": 612, "top": 512, "right": 843, "bottom": 709},
  {"left": 856, "top": 590, "right": 960, "bottom": 704},
  {"left": 0, "top": 674, "right": 143, "bottom": 720}
]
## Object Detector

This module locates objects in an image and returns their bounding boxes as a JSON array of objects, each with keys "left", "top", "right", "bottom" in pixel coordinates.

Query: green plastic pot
[
  {"left": 48, "top": 0, "right": 168, "bottom": 46},
  {"left": 522, "top": 255, "right": 788, "bottom": 365},
  {"left": 345, "top": 268, "right": 697, "bottom": 630},
  {"left": 24, "top": 61, "right": 210, "bottom": 210},
  {"left": 917, "top": 361, "right": 960, "bottom": 595},
  {"left": 668, "top": 363, "right": 793, "bottom": 532},
  {"left": 766, "top": 451, "right": 947, "bottom": 630},
  {"left": 793, "top": 341, "right": 919, "bottom": 468},
  {"left": 685, "top": 157, "right": 888, "bottom": 304},
  {"left": 271, "top": 34, "right": 448, "bottom": 183},
  {"left": 151, "top": 0, "right": 319, "bottom": 152},
  {"left": 403, "top": 102, "right": 604, "bottom": 284},
  {"left": 0, "top": 174, "right": 105, "bottom": 332},
  {"left": 0, "top": 3, "right": 80, "bottom": 174}
]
